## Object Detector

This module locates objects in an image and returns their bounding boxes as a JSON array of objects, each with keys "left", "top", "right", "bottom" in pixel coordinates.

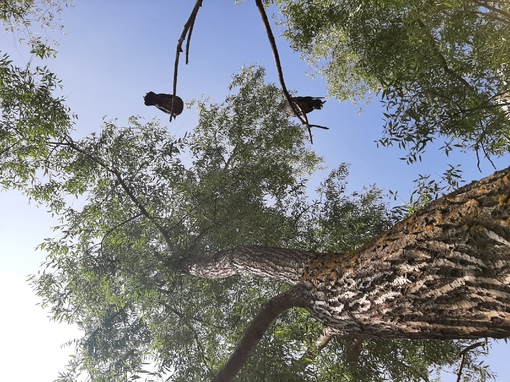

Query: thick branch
[
  {"left": 346, "top": 335, "right": 364, "bottom": 373},
  {"left": 184, "top": 168, "right": 510, "bottom": 344},
  {"left": 182, "top": 245, "right": 317, "bottom": 285},
  {"left": 211, "top": 285, "right": 310, "bottom": 382},
  {"left": 303, "top": 166, "right": 510, "bottom": 339}
]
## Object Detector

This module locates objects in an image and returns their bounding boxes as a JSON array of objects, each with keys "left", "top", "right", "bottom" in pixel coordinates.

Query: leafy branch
[{"left": 61, "top": 136, "right": 174, "bottom": 249}]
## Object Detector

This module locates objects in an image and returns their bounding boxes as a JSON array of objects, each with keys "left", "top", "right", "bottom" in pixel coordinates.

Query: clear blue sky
[{"left": 0, "top": 1, "right": 508, "bottom": 381}]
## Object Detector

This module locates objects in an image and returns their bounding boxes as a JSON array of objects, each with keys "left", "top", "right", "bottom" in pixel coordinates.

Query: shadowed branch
[
  {"left": 171, "top": 0, "right": 203, "bottom": 121},
  {"left": 254, "top": 0, "right": 328, "bottom": 143}
]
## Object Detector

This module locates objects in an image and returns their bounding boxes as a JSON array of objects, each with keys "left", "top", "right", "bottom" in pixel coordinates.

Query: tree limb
[
  {"left": 211, "top": 284, "right": 310, "bottom": 382},
  {"left": 182, "top": 244, "right": 317, "bottom": 285},
  {"left": 471, "top": 0, "right": 510, "bottom": 23},
  {"left": 299, "top": 326, "right": 337, "bottom": 366},
  {"left": 254, "top": 0, "right": 328, "bottom": 143},
  {"left": 346, "top": 335, "right": 364, "bottom": 374},
  {"left": 456, "top": 341, "right": 486, "bottom": 382},
  {"left": 171, "top": 0, "right": 203, "bottom": 121}
]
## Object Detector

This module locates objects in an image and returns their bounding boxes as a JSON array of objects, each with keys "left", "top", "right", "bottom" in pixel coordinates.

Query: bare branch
[
  {"left": 456, "top": 341, "right": 486, "bottom": 382},
  {"left": 171, "top": 0, "right": 204, "bottom": 121},
  {"left": 255, "top": 0, "right": 328, "bottom": 143}
]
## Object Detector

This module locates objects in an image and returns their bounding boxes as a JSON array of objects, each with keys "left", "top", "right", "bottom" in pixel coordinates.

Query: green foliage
[
  {"left": 25, "top": 66, "right": 323, "bottom": 381},
  {"left": 1, "top": 0, "right": 71, "bottom": 57},
  {"left": 390, "top": 163, "right": 465, "bottom": 216},
  {"left": 0, "top": 52, "right": 73, "bottom": 190},
  {"left": 275, "top": 0, "right": 510, "bottom": 161},
  {"left": 312, "top": 163, "right": 398, "bottom": 252},
  {"left": 1, "top": 2, "right": 503, "bottom": 381},
  {"left": 14, "top": 64, "right": 480, "bottom": 381},
  {"left": 303, "top": 338, "right": 491, "bottom": 382}
]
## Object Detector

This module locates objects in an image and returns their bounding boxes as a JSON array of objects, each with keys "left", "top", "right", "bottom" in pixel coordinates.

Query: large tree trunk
[
  {"left": 185, "top": 166, "right": 510, "bottom": 340},
  {"left": 304, "top": 166, "right": 510, "bottom": 339}
]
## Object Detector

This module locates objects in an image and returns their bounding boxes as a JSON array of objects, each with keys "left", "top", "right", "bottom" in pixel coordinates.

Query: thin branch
[
  {"left": 171, "top": 0, "right": 203, "bottom": 121},
  {"left": 211, "top": 285, "right": 310, "bottom": 382},
  {"left": 472, "top": 0, "right": 510, "bottom": 23},
  {"left": 255, "top": 0, "right": 328, "bottom": 143},
  {"left": 415, "top": 19, "right": 473, "bottom": 91},
  {"left": 161, "top": 300, "right": 229, "bottom": 331},
  {"left": 99, "top": 213, "right": 143, "bottom": 248},
  {"left": 456, "top": 341, "right": 486, "bottom": 382},
  {"left": 62, "top": 136, "right": 174, "bottom": 249},
  {"left": 299, "top": 326, "right": 337, "bottom": 366}
]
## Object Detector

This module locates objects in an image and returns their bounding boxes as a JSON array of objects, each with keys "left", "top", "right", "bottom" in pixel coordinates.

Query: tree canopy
[
  {"left": 1, "top": 1, "right": 509, "bottom": 381},
  {"left": 274, "top": 0, "right": 510, "bottom": 163},
  {"left": 2, "top": 63, "right": 500, "bottom": 381}
]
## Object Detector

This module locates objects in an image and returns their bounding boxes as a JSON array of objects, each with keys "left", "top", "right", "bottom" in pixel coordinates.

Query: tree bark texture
[
  {"left": 183, "top": 245, "right": 316, "bottom": 285},
  {"left": 303, "top": 166, "right": 510, "bottom": 339},
  {"left": 186, "top": 167, "right": 510, "bottom": 340}
]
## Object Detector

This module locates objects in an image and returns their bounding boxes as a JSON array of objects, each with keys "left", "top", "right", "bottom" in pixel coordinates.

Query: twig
[
  {"left": 172, "top": 0, "right": 203, "bottom": 122},
  {"left": 99, "top": 213, "right": 143, "bottom": 248},
  {"left": 308, "top": 123, "right": 329, "bottom": 130},
  {"left": 472, "top": 0, "right": 510, "bottom": 23},
  {"left": 255, "top": 0, "right": 328, "bottom": 143},
  {"left": 456, "top": 341, "right": 485, "bottom": 382}
]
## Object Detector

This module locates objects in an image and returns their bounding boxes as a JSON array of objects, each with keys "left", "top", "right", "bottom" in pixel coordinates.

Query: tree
[
  {"left": 1, "top": 65, "right": 502, "bottom": 381},
  {"left": 274, "top": 0, "right": 510, "bottom": 163},
  {"left": 2, "top": 2, "right": 509, "bottom": 381}
]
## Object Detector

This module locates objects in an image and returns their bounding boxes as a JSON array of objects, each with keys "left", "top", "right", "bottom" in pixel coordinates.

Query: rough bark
[
  {"left": 185, "top": 167, "right": 510, "bottom": 343},
  {"left": 303, "top": 166, "right": 510, "bottom": 339},
  {"left": 183, "top": 245, "right": 316, "bottom": 285}
]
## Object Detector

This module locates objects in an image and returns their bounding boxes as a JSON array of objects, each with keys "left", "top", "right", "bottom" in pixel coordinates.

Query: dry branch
[
  {"left": 171, "top": 0, "right": 203, "bottom": 121},
  {"left": 255, "top": 0, "right": 328, "bottom": 143},
  {"left": 456, "top": 341, "right": 486, "bottom": 382}
]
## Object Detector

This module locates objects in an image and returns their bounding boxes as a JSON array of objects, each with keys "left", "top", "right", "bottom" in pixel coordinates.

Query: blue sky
[{"left": 0, "top": 1, "right": 508, "bottom": 380}]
